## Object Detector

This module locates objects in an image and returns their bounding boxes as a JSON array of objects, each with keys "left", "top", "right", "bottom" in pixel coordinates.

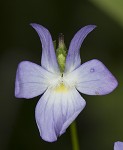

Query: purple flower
[
  {"left": 15, "top": 23, "right": 118, "bottom": 142},
  {"left": 114, "top": 142, "right": 123, "bottom": 150}
]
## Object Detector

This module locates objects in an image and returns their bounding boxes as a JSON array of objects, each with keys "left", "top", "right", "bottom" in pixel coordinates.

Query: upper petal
[
  {"left": 35, "top": 87, "right": 86, "bottom": 142},
  {"left": 65, "top": 25, "right": 96, "bottom": 73},
  {"left": 114, "top": 141, "right": 123, "bottom": 150},
  {"left": 30, "top": 23, "right": 59, "bottom": 73},
  {"left": 15, "top": 61, "right": 55, "bottom": 99},
  {"left": 69, "top": 59, "right": 118, "bottom": 95}
]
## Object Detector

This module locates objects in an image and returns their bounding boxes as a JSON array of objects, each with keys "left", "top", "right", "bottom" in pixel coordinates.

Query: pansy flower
[
  {"left": 114, "top": 141, "right": 123, "bottom": 150},
  {"left": 15, "top": 23, "right": 118, "bottom": 142}
]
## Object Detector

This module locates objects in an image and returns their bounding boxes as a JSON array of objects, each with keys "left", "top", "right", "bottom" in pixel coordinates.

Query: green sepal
[
  {"left": 56, "top": 34, "right": 67, "bottom": 73},
  {"left": 56, "top": 47, "right": 67, "bottom": 73}
]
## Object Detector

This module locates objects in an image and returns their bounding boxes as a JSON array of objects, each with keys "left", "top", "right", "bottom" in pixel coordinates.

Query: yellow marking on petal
[{"left": 55, "top": 83, "right": 68, "bottom": 93}]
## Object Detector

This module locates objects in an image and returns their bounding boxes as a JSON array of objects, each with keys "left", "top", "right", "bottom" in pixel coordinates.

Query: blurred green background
[{"left": 0, "top": 0, "right": 123, "bottom": 150}]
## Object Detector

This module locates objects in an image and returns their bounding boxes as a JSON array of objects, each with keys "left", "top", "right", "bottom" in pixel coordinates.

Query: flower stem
[{"left": 70, "top": 121, "right": 80, "bottom": 150}]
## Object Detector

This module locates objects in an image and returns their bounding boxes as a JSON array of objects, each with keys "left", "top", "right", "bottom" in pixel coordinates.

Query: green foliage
[{"left": 90, "top": 0, "right": 123, "bottom": 27}]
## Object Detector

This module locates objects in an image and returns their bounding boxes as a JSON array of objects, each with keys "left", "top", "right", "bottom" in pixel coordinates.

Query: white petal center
[{"left": 48, "top": 73, "right": 77, "bottom": 93}]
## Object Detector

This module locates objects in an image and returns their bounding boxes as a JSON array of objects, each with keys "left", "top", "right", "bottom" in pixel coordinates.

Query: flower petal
[
  {"left": 65, "top": 25, "right": 96, "bottom": 73},
  {"left": 35, "top": 88, "right": 86, "bottom": 142},
  {"left": 114, "top": 141, "right": 123, "bottom": 150},
  {"left": 70, "top": 59, "right": 118, "bottom": 95},
  {"left": 30, "top": 23, "right": 59, "bottom": 73},
  {"left": 15, "top": 61, "right": 54, "bottom": 99}
]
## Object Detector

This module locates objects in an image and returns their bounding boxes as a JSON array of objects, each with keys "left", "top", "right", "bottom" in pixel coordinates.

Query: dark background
[{"left": 0, "top": 0, "right": 123, "bottom": 150}]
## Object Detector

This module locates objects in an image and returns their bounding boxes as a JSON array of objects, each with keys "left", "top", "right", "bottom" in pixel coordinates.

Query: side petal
[
  {"left": 35, "top": 88, "right": 86, "bottom": 142},
  {"left": 30, "top": 23, "right": 59, "bottom": 73},
  {"left": 15, "top": 61, "right": 54, "bottom": 99},
  {"left": 70, "top": 59, "right": 118, "bottom": 95},
  {"left": 65, "top": 25, "right": 96, "bottom": 73},
  {"left": 114, "top": 141, "right": 123, "bottom": 150}
]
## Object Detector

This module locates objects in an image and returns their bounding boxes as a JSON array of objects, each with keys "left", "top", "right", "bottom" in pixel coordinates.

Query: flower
[
  {"left": 114, "top": 141, "right": 123, "bottom": 150},
  {"left": 15, "top": 23, "right": 118, "bottom": 142}
]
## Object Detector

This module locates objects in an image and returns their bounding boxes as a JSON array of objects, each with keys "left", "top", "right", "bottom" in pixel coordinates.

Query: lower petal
[
  {"left": 35, "top": 88, "right": 86, "bottom": 142},
  {"left": 114, "top": 141, "right": 123, "bottom": 150}
]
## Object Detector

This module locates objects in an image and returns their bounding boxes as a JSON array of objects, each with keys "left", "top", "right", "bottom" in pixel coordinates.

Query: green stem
[{"left": 70, "top": 121, "right": 80, "bottom": 150}]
